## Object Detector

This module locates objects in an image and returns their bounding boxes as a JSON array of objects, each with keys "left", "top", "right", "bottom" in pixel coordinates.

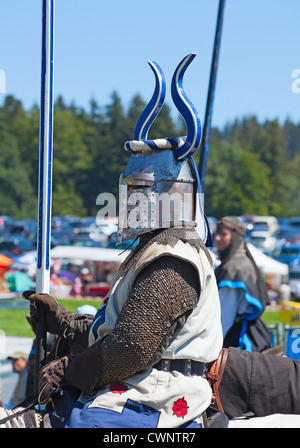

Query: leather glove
[
  {"left": 23, "top": 290, "right": 76, "bottom": 336},
  {"left": 38, "top": 356, "right": 72, "bottom": 404}
]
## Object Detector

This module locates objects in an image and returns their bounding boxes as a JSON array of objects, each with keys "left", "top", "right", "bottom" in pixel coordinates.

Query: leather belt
[{"left": 153, "top": 358, "right": 207, "bottom": 377}]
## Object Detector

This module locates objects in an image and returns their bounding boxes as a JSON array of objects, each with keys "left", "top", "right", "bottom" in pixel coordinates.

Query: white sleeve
[{"left": 218, "top": 286, "right": 243, "bottom": 337}]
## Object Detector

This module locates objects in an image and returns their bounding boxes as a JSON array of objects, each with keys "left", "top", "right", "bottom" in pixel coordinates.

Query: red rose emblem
[
  {"left": 103, "top": 297, "right": 109, "bottom": 304},
  {"left": 172, "top": 397, "right": 189, "bottom": 418},
  {"left": 109, "top": 383, "right": 128, "bottom": 394}
]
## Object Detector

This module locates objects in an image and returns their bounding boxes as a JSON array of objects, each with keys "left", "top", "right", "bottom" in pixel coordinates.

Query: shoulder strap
[{"left": 206, "top": 348, "right": 229, "bottom": 413}]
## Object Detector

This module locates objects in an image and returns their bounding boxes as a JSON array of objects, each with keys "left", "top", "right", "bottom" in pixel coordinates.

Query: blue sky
[{"left": 0, "top": 0, "right": 299, "bottom": 129}]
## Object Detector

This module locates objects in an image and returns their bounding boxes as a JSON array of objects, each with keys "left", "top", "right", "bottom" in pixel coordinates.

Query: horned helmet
[{"left": 117, "top": 53, "right": 212, "bottom": 247}]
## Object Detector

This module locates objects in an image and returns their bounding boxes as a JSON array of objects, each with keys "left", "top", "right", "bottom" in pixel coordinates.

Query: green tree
[
  {"left": 1, "top": 93, "right": 299, "bottom": 221},
  {"left": 219, "top": 117, "right": 296, "bottom": 217},
  {"left": 283, "top": 118, "right": 300, "bottom": 160},
  {"left": 204, "top": 139, "right": 273, "bottom": 218},
  {"left": 0, "top": 131, "right": 36, "bottom": 218},
  {"left": 52, "top": 106, "right": 95, "bottom": 216}
]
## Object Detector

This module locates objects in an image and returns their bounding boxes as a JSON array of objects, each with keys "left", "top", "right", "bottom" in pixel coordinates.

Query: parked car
[
  {"left": 276, "top": 224, "right": 300, "bottom": 242},
  {"left": 289, "top": 217, "right": 300, "bottom": 231},
  {"left": 51, "top": 230, "right": 73, "bottom": 248},
  {"left": 72, "top": 231, "right": 105, "bottom": 247},
  {"left": 249, "top": 229, "right": 277, "bottom": 252},
  {"left": 273, "top": 244, "right": 300, "bottom": 268},
  {"left": 10, "top": 220, "right": 37, "bottom": 239},
  {"left": 0, "top": 216, "right": 14, "bottom": 234},
  {"left": 0, "top": 235, "right": 34, "bottom": 257},
  {"left": 289, "top": 234, "right": 300, "bottom": 244},
  {"left": 240, "top": 215, "right": 256, "bottom": 231},
  {"left": 67, "top": 219, "right": 87, "bottom": 234},
  {"left": 252, "top": 216, "right": 279, "bottom": 234}
]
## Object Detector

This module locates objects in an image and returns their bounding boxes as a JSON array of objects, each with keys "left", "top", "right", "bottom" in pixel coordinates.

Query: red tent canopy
[{"left": 0, "top": 253, "right": 13, "bottom": 267}]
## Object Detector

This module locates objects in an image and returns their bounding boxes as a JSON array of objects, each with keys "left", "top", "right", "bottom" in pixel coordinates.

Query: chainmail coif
[{"left": 66, "top": 255, "right": 201, "bottom": 395}]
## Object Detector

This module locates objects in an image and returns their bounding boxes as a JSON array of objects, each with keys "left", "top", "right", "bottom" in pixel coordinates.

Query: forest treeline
[{"left": 0, "top": 93, "right": 299, "bottom": 220}]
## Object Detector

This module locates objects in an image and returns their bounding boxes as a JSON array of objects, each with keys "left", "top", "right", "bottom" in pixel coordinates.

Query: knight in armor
[
  {"left": 38, "top": 55, "right": 223, "bottom": 428},
  {"left": 2, "top": 55, "right": 300, "bottom": 429},
  {"left": 0, "top": 54, "right": 224, "bottom": 428},
  {"left": 34, "top": 178, "right": 222, "bottom": 428},
  {"left": 214, "top": 216, "right": 272, "bottom": 352}
]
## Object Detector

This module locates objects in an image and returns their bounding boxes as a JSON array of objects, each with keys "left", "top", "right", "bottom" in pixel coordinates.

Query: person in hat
[
  {"left": 7, "top": 351, "right": 29, "bottom": 408},
  {"left": 214, "top": 216, "right": 271, "bottom": 353},
  {"left": 80, "top": 268, "right": 92, "bottom": 298}
]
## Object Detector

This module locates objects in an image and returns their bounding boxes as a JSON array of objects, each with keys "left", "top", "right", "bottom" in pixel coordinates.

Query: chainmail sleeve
[{"left": 66, "top": 255, "right": 201, "bottom": 395}]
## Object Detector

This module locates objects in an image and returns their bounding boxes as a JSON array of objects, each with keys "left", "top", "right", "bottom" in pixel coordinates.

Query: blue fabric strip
[
  {"left": 91, "top": 304, "right": 107, "bottom": 339},
  {"left": 237, "top": 319, "right": 252, "bottom": 351},
  {"left": 65, "top": 399, "right": 202, "bottom": 428},
  {"left": 218, "top": 280, "right": 263, "bottom": 321},
  {"left": 66, "top": 399, "right": 160, "bottom": 428}
]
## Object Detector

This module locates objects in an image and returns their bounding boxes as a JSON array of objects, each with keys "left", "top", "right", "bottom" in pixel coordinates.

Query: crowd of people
[
  {"left": 0, "top": 214, "right": 142, "bottom": 300},
  {"left": 0, "top": 213, "right": 299, "bottom": 304}
]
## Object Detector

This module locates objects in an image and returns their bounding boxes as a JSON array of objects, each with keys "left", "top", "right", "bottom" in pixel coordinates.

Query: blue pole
[
  {"left": 37, "top": 0, "right": 55, "bottom": 294},
  {"left": 198, "top": 0, "right": 226, "bottom": 192},
  {"left": 35, "top": 0, "right": 55, "bottom": 390}
]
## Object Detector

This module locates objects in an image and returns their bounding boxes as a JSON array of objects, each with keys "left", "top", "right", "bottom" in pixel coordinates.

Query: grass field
[{"left": 0, "top": 300, "right": 280, "bottom": 338}]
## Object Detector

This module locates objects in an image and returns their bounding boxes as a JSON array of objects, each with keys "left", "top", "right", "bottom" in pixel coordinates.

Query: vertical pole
[
  {"left": 37, "top": 0, "right": 54, "bottom": 293},
  {"left": 35, "top": 0, "right": 55, "bottom": 390},
  {"left": 198, "top": 0, "right": 226, "bottom": 192}
]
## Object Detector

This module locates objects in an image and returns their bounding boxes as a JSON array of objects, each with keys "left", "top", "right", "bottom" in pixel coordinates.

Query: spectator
[
  {"left": 7, "top": 351, "right": 29, "bottom": 408},
  {"left": 290, "top": 277, "right": 300, "bottom": 301},
  {"left": 279, "top": 282, "right": 292, "bottom": 302},
  {"left": 80, "top": 268, "right": 92, "bottom": 298},
  {"left": 72, "top": 277, "right": 82, "bottom": 298},
  {"left": 214, "top": 216, "right": 271, "bottom": 352}
]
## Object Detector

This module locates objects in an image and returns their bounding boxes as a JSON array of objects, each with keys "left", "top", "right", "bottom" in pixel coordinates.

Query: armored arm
[{"left": 65, "top": 256, "right": 200, "bottom": 395}]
